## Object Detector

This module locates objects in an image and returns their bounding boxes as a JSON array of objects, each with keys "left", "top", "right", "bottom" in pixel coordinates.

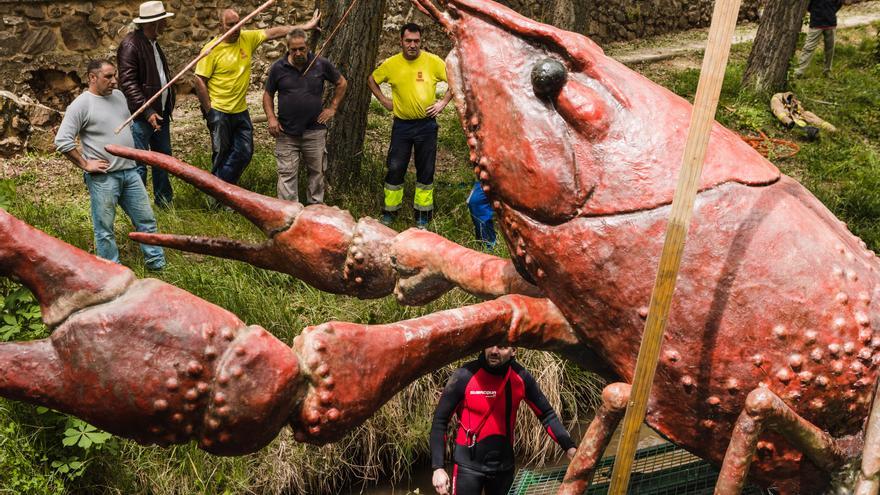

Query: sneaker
[
  {"left": 416, "top": 217, "right": 429, "bottom": 230},
  {"left": 380, "top": 212, "right": 395, "bottom": 226},
  {"left": 146, "top": 262, "right": 166, "bottom": 272}
]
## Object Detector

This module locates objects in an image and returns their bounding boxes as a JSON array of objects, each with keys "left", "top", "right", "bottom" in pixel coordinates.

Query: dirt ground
[{"left": 607, "top": 0, "right": 880, "bottom": 67}]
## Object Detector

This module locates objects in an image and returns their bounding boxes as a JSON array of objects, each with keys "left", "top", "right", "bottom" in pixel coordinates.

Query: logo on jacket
[
  {"left": 417, "top": 71, "right": 424, "bottom": 82},
  {"left": 470, "top": 390, "right": 497, "bottom": 397}
]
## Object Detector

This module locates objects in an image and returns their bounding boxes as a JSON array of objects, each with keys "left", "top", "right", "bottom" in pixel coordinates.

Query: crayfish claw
[
  {"left": 129, "top": 232, "right": 274, "bottom": 269},
  {"left": 106, "top": 145, "right": 301, "bottom": 237},
  {"left": 0, "top": 208, "right": 135, "bottom": 327}
]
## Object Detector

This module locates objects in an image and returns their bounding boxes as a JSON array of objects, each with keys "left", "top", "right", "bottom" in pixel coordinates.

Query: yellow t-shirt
[
  {"left": 195, "top": 29, "right": 268, "bottom": 114},
  {"left": 371, "top": 51, "right": 447, "bottom": 120}
]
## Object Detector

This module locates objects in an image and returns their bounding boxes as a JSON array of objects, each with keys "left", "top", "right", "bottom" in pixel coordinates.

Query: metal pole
[
  {"left": 606, "top": 0, "right": 743, "bottom": 493},
  {"left": 115, "top": 0, "right": 276, "bottom": 134}
]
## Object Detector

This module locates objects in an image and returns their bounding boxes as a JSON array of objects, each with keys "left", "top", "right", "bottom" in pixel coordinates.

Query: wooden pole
[
  {"left": 606, "top": 0, "right": 743, "bottom": 493},
  {"left": 114, "top": 0, "right": 276, "bottom": 134}
]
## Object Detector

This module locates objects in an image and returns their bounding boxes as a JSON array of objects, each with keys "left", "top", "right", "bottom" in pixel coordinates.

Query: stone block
[
  {"left": 3, "top": 16, "right": 26, "bottom": 27},
  {"left": 61, "top": 16, "right": 99, "bottom": 51},
  {"left": 21, "top": 27, "right": 58, "bottom": 56},
  {"left": 19, "top": 6, "right": 46, "bottom": 20}
]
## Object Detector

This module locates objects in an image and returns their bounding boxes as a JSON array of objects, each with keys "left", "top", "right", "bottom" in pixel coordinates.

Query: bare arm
[
  {"left": 367, "top": 75, "right": 393, "bottom": 112},
  {"left": 426, "top": 89, "right": 454, "bottom": 118},
  {"left": 264, "top": 10, "right": 321, "bottom": 40},
  {"left": 316, "top": 75, "right": 348, "bottom": 124},
  {"left": 263, "top": 90, "right": 281, "bottom": 137},
  {"left": 193, "top": 75, "right": 212, "bottom": 115},
  {"left": 62, "top": 149, "right": 110, "bottom": 174}
]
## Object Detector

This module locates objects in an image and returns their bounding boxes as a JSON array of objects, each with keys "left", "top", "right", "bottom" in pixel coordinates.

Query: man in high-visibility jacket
[{"left": 368, "top": 23, "right": 453, "bottom": 229}]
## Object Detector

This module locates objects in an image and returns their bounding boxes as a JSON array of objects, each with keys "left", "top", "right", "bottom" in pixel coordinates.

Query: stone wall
[{"left": 0, "top": 0, "right": 311, "bottom": 108}]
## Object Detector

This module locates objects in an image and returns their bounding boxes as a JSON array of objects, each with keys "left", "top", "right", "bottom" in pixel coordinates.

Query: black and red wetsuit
[{"left": 430, "top": 355, "right": 576, "bottom": 495}]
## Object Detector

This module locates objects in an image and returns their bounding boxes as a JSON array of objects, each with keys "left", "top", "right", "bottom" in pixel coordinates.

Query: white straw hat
[{"left": 133, "top": 1, "right": 175, "bottom": 24}]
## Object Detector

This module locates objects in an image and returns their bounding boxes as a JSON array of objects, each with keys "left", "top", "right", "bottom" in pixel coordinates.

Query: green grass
[
  {"left": 642, "top": 26, "right": 880, "bottom": 248},
  {"left": 0, "top": 24, "right": 876, "bottom": 494}
]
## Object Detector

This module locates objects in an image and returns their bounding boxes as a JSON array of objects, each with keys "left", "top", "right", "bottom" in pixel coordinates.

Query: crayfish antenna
[
  {"left": 0, "top": 209, "right": 135, "bottom": 328},
  {"left": 105, "top": 145, "right": 302, "bottom": 237},
  {"left": 129, "top": 233, "right": 280, "bottom": 272}
]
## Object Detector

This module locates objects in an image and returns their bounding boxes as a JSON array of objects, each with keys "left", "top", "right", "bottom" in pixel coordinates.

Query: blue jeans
[
  {"left": 467, "top": 181, "right": 496, "bottom": 248},
  {"left": 84, "top": 169, "right": 166, "bottom": 270},
  {"left": 206, "top": 109, "right": 254, "bottom": 184},
  {"left": 130, "top": 110, "right": 174, "bottom": 207}
]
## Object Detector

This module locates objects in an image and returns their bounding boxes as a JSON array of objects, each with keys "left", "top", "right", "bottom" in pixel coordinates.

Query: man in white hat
[{"left": 117, "top": 1, "right": 176, "bottom": 208}]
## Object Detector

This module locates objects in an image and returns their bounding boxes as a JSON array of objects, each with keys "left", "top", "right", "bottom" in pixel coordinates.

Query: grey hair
[{"left": 287, "top": 28, "right": 308, "bottom": 42}]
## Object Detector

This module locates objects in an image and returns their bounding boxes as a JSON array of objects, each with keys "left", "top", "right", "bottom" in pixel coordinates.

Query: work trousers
[
  {"left": 275, "top": 129, "right": 328, "bottom": 204},
  {"left": 84, "top": 168, "right": 166, "bottom": 270},
  {"left": 383, "top": 117, "right": 437, "bottom": 214},
  {"left": 130, "top": 108, "right": 174, "bottom": 207},
  {"left": 795, "top": 28, "right": 836, "bottom": 76},
  {"left": 451, "top": 464, "right": 514, "bottom": 495},
  {"left": 206, "top": 108, "right": 254, "bottom": 185}
]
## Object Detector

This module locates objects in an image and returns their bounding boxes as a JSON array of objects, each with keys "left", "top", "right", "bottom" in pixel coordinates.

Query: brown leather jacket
[{"left": 116, "top": 29, "right": 175, "bottom": 121}]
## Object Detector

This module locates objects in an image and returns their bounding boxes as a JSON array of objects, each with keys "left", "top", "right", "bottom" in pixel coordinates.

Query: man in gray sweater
[{"left": 54, "top": 59, "right": 166, "bottom": 270}]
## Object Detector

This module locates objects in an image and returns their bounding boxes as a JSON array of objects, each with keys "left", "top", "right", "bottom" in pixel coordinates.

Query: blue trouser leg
[
  {"left": 116, "top": 169, "right": 166, "bottom": 269},
  {"left": 208, "top": 109, "right": 234, "bottom": 181},
  {"left": 412, "top": 119, "right": 438, "bottom": 189},
  {"left": 226, "top": 111, "right": 254, "bottom": 184},
  {"left": 467, "top": 181, "right": 496, "bottom": 246},
  {"left": 210, "top": 110, "right": 254, "bottom": 185},
  {"left": 84, "top": 171, "right": 123, "bottom": 263},
  {"left": 385, "top": 119, "right": 414, "bottom": 187},
  {"left": 131, "top": 110, "right": 174, "bottom": 207},
  {"left": 384, "top": 119, "right": 414, "bottom": 213}
]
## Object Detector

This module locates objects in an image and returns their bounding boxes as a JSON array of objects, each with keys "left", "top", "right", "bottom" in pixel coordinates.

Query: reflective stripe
[
  {"left": 384, "top": 186, "right": 404, "bottom": 211},
  {"left": 414, "top": 183, "right": 434, "bottom": 211}
]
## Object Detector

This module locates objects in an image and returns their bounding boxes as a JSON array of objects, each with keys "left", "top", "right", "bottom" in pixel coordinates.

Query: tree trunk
[
  {"left": 548, "top": 0, "right": 590, "bottom": 34},
  {"left": 314, "top": 0, "right": 386, "bottom": 187},
  {"left": 742, "top": 0, "right": 809, "bottom": 92}
]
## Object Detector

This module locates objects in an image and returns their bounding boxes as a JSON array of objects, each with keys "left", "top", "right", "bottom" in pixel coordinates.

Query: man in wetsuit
[{"left": 430, "top": 346, "right": 577, "bottom": 495}]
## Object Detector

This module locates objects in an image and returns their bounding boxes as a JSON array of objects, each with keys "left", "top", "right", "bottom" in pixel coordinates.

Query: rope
[
  {"left": 303, "top": 0, "right": 360, "bottom": 75},
  {"left": 740, "top": 131, "right": 800, "bottom": 159}
]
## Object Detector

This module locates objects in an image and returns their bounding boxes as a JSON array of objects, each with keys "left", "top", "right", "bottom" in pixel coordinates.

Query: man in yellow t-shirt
[
  {"left": 193, "top": 8, "right": 319, "bottom": 185},
  {"left": 368, "top": 23, "right": 453, "bottom": 229}
]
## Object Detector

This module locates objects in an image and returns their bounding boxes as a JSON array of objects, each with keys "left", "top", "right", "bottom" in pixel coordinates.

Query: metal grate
[{"left": 509, "top": 442, "right": 771, "bottom": 495}]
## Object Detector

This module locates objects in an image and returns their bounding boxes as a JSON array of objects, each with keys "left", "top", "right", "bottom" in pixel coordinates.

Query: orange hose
[{"left": 741, "top": 131, "right": 800, "bottom": 159}]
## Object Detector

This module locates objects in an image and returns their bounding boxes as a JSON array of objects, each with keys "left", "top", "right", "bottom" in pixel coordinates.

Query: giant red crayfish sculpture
[{"left": 2, "top": 0, "right": 879, "bottom": 493}]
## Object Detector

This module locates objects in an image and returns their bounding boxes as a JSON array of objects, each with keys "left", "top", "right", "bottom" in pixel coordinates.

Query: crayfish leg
[
  {"left": 716, "top": 388, "right": 852, "bottom": 494},
  {"left": 288, "top": 294, "right": 585, "bottom": 444},
  {"left": 0, "top": 209, "right": 135, "bottom": 328},
  {"left": 558, "top": 383, "right": 631, "bottom": 495}
]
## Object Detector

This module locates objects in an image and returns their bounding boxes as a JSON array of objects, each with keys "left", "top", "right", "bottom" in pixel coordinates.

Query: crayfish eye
[{"left": 531, "top": 58, "right": 567, "bottom": 100}]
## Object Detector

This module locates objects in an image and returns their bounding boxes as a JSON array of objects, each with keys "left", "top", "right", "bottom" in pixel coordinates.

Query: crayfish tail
[{"left": 0, "top": 209, "right": 135, "bottom": 328}]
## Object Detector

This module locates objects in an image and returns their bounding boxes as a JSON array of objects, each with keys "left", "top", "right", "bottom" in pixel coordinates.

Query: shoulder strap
[{"left": 466, "top": 366, "right": 513, "bottom": 446}]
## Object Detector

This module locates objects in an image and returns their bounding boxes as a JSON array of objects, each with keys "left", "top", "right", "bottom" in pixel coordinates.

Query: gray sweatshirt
[{"left": 54, "top": 89, "right": 137, "bottom": 173}]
